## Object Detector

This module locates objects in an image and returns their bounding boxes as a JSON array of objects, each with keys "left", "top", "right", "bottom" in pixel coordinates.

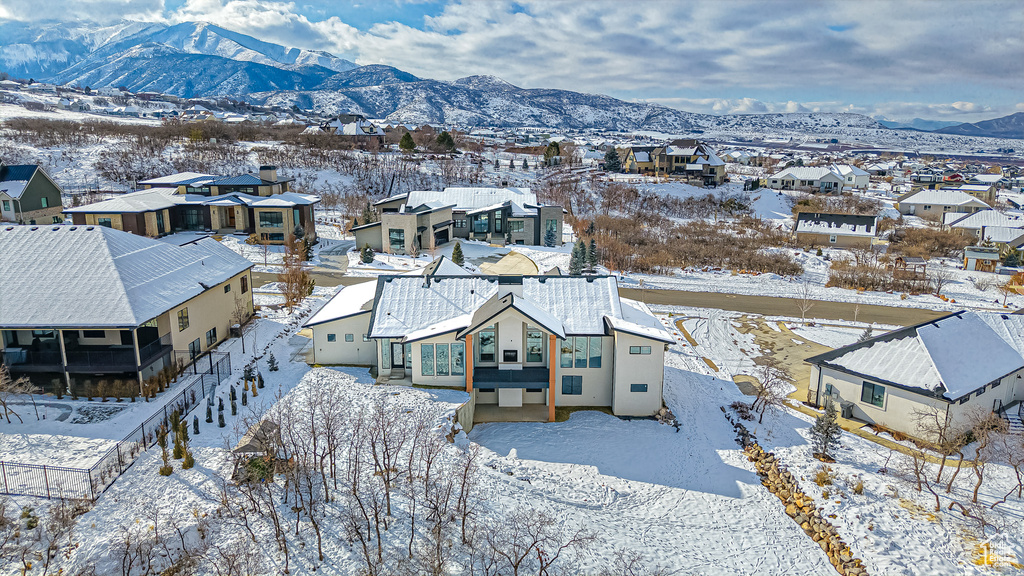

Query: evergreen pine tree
[
  {"left": 178, "top": 418, "right": 191, "bottom": 469},
  {"left": 171, "top": 410, "right": 183, "bottom": 460},
  {"left": 242, "top": 365, "right": 254, "bottom": 382},
  {"left": 543, "top": 141, "right": 560, "bottom": 161},
  {"left": 544, "top": 227, "right": 557, "bottom": 248},
  {"left": 857, "top": 325, "right": 873, "bottom": 342},
  {"left": 206, "top": 405, "right": 212, "bottom": 423},
  {"left": 218, "top": 413, "right": 226, "bottom": 428},
  {"left": 509, "top": 159, "right": 515, "bottom": 170},
  {"left": 569, "top": 239, "right": 585, "bottom": 275},
  {"left": 587, "top": 239, "right": 598, "bottom": 269},
  {"left": 268, "top": 352, "right": 279, "bottom": 371},
  {"left": 399, "top": 131, "right": 416, "bottom": 151},
  {"left": 522, "top": 158, "right": 529, "bottom": 170},
  {"left": 810, "top": 400, "right": 842, "bottom": 461},
  {"left": 451, "top": 241, "right": 465, "bottom": 266},
  {"left": 231, "top": 399, "right": 237, "bottom": 416},
  {"left": 435, "top": 131, "right": 455, "bottom": 153},
  {"left": 157, "top": 425, "right": 172, "bottom": 476},
  {"left": 242, "top": 389, "right": 248, "bottom": 406},
  {"left": 360, "top": 244, "right": 375, "bottom": 264},
  {"left": 1004, "top": 251, "right": 1021, "bottom": 267},
  {"left": 603, "top": 147, "right": 622, "bottom": 172},
  {"left": 495, "top": 158, "right": 500, "bottom": 170},
  {"left": 257, "top": 372, "right": 265, "bottom": 389},
  {"left": 362, "top": 202, "right": 375, "bottom": 224}
]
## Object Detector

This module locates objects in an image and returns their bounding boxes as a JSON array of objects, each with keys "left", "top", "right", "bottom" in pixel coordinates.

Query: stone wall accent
[{"left": 723, "top": 407, "right": 869, "bottom": 576}]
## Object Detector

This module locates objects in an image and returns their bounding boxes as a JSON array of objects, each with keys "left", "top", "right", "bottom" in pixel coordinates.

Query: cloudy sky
[{"left": 2, "top": 0, "right": 1021, "bottom": 121}]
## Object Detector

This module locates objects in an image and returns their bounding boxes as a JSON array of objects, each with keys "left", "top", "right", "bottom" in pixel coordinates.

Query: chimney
[{"left": 259, "top": 165, "right": 278, "bottom": 183}]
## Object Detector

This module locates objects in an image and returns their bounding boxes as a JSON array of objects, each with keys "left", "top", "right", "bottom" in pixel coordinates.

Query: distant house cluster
[{"left": 65, "top": 166, "right": 319, "bottom": 244}]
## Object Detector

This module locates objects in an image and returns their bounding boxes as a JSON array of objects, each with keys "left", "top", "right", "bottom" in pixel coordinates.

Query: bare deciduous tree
[
  {"left": 795, "top": 281, "right": 815, "bottom": 323},
  {"left": 750, "top": 357, "right": 791, "bottom": 423},
  {"left": 0, "top": 364, "right": 33, "bottom": 423}
]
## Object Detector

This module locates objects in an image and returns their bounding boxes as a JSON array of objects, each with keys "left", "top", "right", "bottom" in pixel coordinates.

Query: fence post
[
  {"left": 1, "top": 462, "right": 7, "bottom": 494},
  {"left": 209, "top": 353, "right": 214, "bottom": 374},
  {"left": 43, "top": 466, "right": 51, "bottom": 499},
  {"left": 88, "top": 468, "right": 95, "bottom": 501},
  {"left": 117, "top": 443, "right": 123, "bottom": 471}
]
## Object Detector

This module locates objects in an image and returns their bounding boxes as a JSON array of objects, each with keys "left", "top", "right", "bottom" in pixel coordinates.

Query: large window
[
  {"left": 561, "top": 337, "right": 602, "bottom": 368},
  {"left": 389, "top": 228, "right": 405, "bottom": 253},
  {"left": 421, "top": 344, "right": 435, "bottom": 376},
  {"left": 205, "top": 327, "right": 217, "bottom": 347},
  {"left": 494, "top": 211, "right": 502, "bottom": 233},
  {"left": 436, "top": 344, "right": 450, "bottom": 376},
  {"left": 180, "top": 207, "right": 204, "bottom": 231},
  {"left": 177, "top": 308, "right": 189, "bottom": 331},
  {"left": 97, "top": 217, "right": 113, "bottom": 228},
  {"left": 509, "top": 220, "right": 525, "bottom": 233},
  {"left": 1, "top": 200, "right": 9, "bottom": 211},
  {"left": 451, "top": 343, "right": 465, "bottom": 376},
  {"left": 473, "top": 214, "right": 489, "bottom": 234},
  {"left": 155, "top": 210, "right": 165, "bottom": 234},
  {"left": 478, "top": 327, "right": 496, "bottom": 363},
  {"left": 561, "top": 375, "right": 582, "bottom": 395},
  {"left": 259, "top": 211, "right": 283, "bottom": 228},
  {"left": 545, "top": 219, "right": 558, "bottom": 237},
  {"left": 574, "top": 337, "right": 587, "bottom": 368},
  {"left": 526, "top": 329, "right": 544, "bottom": 363},
  {"left": 861, "top": 382, "right": 885, "bottom": 408},
  {"left": 240, "top": 276, "right": 249, "bottom": 293},
  {"left": 188, "top": 338, "right": 201, "bottom": 359}
]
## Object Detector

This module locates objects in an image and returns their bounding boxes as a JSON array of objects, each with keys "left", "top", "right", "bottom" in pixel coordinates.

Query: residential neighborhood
[{"left": 1, "top": 3, "right": 1024, "bottom": 575}]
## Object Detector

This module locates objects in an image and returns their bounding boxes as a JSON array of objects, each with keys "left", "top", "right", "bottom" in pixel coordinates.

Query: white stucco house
[
  {"left": 305, "top": 271, "right": 673, "bottom": 422},
  {"left": 896, "top": 189, "right": 990, "bottom": 218},
  {"left": 830, "top": 165, "right": 871, "bottom": 190},
  {"left": 805, "top": 312, "right": 1024, "bottom": 439},
  {"left": 766, "top": 166, "right": 845, "bottom": 193}
]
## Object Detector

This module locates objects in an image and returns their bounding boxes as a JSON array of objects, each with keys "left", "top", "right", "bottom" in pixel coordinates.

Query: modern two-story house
[
  {"left": 65, "top": 166, "right": 318, "bottom": 244},
  {"left": 356, "top": 187, "right": 564, "bottom": 253},
  {"left": 0, "top": 163, "right": 64, "bottom": 224},
  {"left": 0, "top": 225, "right": 253, "bottom": 397},
  {"left": 304, "top": 274, "right": 673, "bottom": 422}
]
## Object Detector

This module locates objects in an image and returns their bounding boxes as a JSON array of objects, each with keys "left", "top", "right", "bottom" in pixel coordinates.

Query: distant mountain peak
[{"left": 451, "top": 75, "right": 520, "bottom": 90}]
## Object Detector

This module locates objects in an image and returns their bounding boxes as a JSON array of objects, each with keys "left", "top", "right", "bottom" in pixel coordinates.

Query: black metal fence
[{"left": 0, "top": 352, "right": 231, "bottom": 500}]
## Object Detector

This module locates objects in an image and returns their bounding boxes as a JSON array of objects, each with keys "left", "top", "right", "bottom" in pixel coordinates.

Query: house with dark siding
[{"left": 0, "top": 164, "right": 64, "bottom": 224}]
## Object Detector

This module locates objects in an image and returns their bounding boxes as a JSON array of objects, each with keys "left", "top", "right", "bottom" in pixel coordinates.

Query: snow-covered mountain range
[{"left": 0, "top": 19, "right": 1018, "bottom": 138}]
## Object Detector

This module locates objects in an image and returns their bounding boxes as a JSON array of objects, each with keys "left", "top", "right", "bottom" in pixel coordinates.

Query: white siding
[
  {"left": 310, "top": 313, "right": 375, "bottom": 365},
  {"left": 611, "top": 332, "right": 666, "bottom": 416}
]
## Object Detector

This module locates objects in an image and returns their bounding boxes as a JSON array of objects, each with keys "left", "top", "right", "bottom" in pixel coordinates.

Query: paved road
[
  {"left": 252, "top": 268, "right": 947, "bottom": 327},
  {"left": 618, "top": 287, "right": 948, "bottom": 326}
]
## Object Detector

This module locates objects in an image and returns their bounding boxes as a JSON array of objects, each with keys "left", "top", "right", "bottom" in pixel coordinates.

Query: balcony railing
[
  {"left": 2, "top": 349, "right": 63, "bottom": 372},
  {"left": 473, "top": 366, "right": 549, "bottom": 388}
]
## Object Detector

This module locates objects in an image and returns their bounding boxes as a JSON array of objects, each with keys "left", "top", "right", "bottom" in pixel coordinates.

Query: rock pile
[{"left": 723, "top": 407, "right": 868, "bottom": 576}]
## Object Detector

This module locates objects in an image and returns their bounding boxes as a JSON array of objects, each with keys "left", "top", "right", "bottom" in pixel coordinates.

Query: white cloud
[{"left": 0, "top": 0, "right": 164, "bottom": 21}]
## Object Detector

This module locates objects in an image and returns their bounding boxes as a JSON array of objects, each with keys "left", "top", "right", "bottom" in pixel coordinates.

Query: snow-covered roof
[
  {"left": 769, "top": 166, "right": 839, "bottom": 181},
  {"left": 981, "top": 226, "right": 1024, "bottom": 245},
  {"left": 0, "top": 164, "right": 40, "bottom": 199},
  {"left": 977, "top": 313, "right": 1024, "bottom": 360},
  {"left": 946, "top": 209, "right": 1023, "bottom": 230},
  {"left": 421, "top": 256, "right": 472, "bottom": 277},
  {"left": 138, "top": 172, "right": 215, "bottom": 186},
  {"left": 407, "top": 187, "right": 536, "bottom": 211},
  {"left": 0, "top": 225, "right": 252, "bottom": 329},
  {"left": 953, "top": 184, "right": 994, "bottom": 193},
  {"left": 458, "top": 292, "right": 566, "bottom": 340},
  {"left": 795, "top": 213, "right": 876, "bottom": 237},
  {"left": 606, "top": 298, "right": 675, "bottom": 344},
  {"left": 809, "top": 312, "right": 1024, "bottom": 400},
  {"left": 304, "top": 281, "right": 377, "bottom": 327},
  {"left": 900, "top": 189, "right": 990, "bottom": 207},
  {"left": 970, "top": 174, "right": 1004, "bottom": 184},
  {"left": 830, "top": 164, "right": 870, "bottom": 178},
  {"left": 367, "top": 275, "right": 669, "bottom": 342},
  {"left": 65, "top": 188, "right": 180, "bottom": 213}
]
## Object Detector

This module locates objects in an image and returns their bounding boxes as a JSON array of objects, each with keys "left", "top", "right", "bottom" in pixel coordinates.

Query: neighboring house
[
  {"left": 364, "top": 187, "right": 564, "bottom": 252},
  {"left": 964, "top": 246, "right": 1001, "bottom": 272},
  {"left": 652, "top": 139, "right": 727, "bottom": 186},
  {"left": 948, "top": 184, "right": 996, "bottom": 204},
  {"left": 805, "top": 311, "right": 1024, "bottom": 440},
  {"left": 793, "top": 212, "right": 877, "bottom": 248},
  {"left": 66, "top": 166, "right": 317, "bottom": 243},
  {"left": 0, "top": 225, "right": 253, "bottom": 397},
  {"left": 0, "top": 164, "right": 64, "bottom": 224},
  {"left": 896, "top": 189, "right": 990, "bottom": 218},
  {"left": 621, "top": 146, "right": 657, "bottom": 174},
  {"left": 767, "top": 166, "right": 844, "bottom": 193},
  {"left": 980, "top": 226, "right": 1024, "bottom": 253},
  {"left": 304, "top": 274, "right": 674, "bottom": 423},
  {"left": 830, "top": 165, "right": 871, "bottom": 190},
  {"left": 943, "top": 210, "right": 1023, "bottom": 239},
  {"left": 864, "top": 161, "right": 899, "bottom": 176},
  {"left": 969, "top": 173, "right": 1006, "bottom": 189}
]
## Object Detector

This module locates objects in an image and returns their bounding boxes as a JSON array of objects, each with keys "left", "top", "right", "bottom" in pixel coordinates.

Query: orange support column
[
  {"left": 465, "top": 334, "right": 474, "bottom": 393},
  {"left": 548, "top": 335, "right": 557, "bottom": 422}
]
